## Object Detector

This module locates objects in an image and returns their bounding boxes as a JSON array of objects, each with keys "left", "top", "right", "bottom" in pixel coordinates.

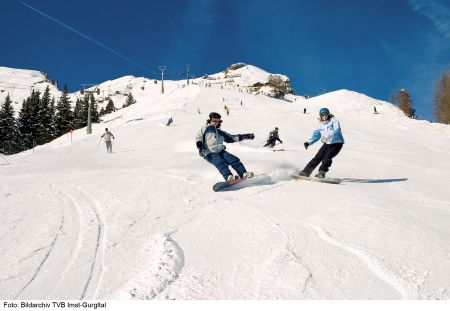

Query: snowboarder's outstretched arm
[
  {"left": 307, "top": 129, "right": 321, "bottom": 145},
  {"left": 217, "top": 129, "right": 254, "bottom": 143}
]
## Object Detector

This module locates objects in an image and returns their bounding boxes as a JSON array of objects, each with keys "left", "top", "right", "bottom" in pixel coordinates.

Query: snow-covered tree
[
  {"left": 104, "top": 98, "right": 115, "bottom": 114},
  {"left": 122, "top": 92, "right": 136, "bottom": 108},
  {"left": 55, "top": 84, "right": 73, "bottom": 136},
  {"left": 73, "top": 98, "right": 85, "bottom": 129},
  {"left": 0, "top": 94, "right": 21, "bottom": 154},
  {"left": 90, "top": 94, "right": 100, "bottom": 123},
  {"left": 36, "top": 86, "right": 55, "bottom": 145},
  {"left": 17, "top": 90, "right": 40, "bottom": 149}
]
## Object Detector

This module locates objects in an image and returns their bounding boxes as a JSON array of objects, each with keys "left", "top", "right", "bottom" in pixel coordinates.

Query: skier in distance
[
  {"left": 263, "top": 127, "right": 283, "bottom": 148},
  {"left": 101, "top": 128, "right": 115, "bottom": 153}
]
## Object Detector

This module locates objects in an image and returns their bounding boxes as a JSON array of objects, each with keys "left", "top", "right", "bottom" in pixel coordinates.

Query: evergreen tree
[
  {"left": 49, "top": 97, "right": 57, "bottom": 139},
  {"left": 391, "top": 89, "right": 415, "bottom": 118},
  {"left": 55, "top": 84, "right": 73, "bottom": 136},
  {"left": 29, "top": 90, "right": 41, "bottom": 143},
  {"left": 90, "top": 94, "right": 100, "bottom": 123},
  {"left": 17, "top": 98, "right": 32, "bottom": 150},
  {"left": 73, "top": 98, "right": 85, "bottom": 129},
  {"left": 17, "top": 90, "right": 40, "bottom": 149},
  {"left": 0, "top": 95, "right": 21, "bottom": 155},
  {"left": 99, "top": 107, "right": 105, "bottom": 116},
  {"left": 104, "top": 98, "right": 116, "bottom": 114},
  {"left": 122, "top": 92, "right": 136, "bottom": 108},
  {"left": 36, "top": 86, "right": 54, "bottom": 144},
  {"left": 433, "top": 71, "right": 450, "bottom": 124}
]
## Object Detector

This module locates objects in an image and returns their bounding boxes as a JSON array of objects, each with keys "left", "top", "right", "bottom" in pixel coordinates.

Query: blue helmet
[{"left": 319, "top": 108, "right": 330, "bottom": 116}]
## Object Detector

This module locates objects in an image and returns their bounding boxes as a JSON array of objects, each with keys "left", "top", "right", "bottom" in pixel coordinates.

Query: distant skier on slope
[
  {"left": 263, "top": 127, "right": 283, "bottom": 148},
  {"left": 195, "top": 112, "right": 255, "bottom": 182},
  {"left": 298, "top": 108, "right": 344, "bottom": 178},
  {"left": 166, "top": 116, "right": 173, "bottom": 126},
  {"left": 101, "top": 128, "right": 115, "bottom": 153}
]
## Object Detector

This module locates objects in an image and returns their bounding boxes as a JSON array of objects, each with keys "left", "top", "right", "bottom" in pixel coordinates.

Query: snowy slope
[
  {"left": 0, "top": 67, "right": 61, "bottom": 114},
  {"left": 1, "top": 74, "right": 450, "bottom": 300},
  {"left": 196, "top": 63, "right": 293, "bottom": 98},
  {"left": 0, "top": 64, "right": 292, "bottom": 118}
]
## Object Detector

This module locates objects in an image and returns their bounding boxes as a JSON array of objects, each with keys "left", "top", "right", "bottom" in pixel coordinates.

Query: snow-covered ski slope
[{"left": 1, "top": 75, "right": 450, "bottom": 300}]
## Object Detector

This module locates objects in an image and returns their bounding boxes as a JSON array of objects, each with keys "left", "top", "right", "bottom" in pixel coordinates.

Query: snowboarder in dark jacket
[
  {"left": 298, "top": 108, "right": 344, "bottom": 178},
  {"left": 195, "top": 112, "right": 255, "bottom": 182},
  {"left": 263, "top": 127, "right": 283, "bottom": 147}
]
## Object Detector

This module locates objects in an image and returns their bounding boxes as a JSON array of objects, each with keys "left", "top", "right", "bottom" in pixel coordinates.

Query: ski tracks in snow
[
  {"left": 117, "top": 233, "right": 185, "bottom": 299},
  {"left": 6, "top": 182, "right": 106, "bottom": 299},
  {"left": 12, "top": 213, "right": 65, "bottom": 299},
  {"left": 256, "top": 222, "right": 314, "bottom": 299},
  {"left": 306, "top": 223, "right": 410, "bottom": 299},
  {"left": 57, "top": 186, "right": 107, "bottom": 299},
  {"left": 240, "top": 204, "right": 314, "bottom": 298}
]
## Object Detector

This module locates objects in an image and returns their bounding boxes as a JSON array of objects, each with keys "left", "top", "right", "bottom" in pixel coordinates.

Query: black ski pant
[
  {"left": 302, "top": 143, "right": 343, "bottom": 176},
  {"left": 264, "top": 137, "right": 281, "bottom": 147}
]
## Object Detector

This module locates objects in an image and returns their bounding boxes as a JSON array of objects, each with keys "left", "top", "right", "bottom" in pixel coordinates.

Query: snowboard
[
  {"left": 292, "top": 173, "right": 342, "bottom": 184},
  {"left": 213, "top": 174, "right": 261, "bottom": 192}
]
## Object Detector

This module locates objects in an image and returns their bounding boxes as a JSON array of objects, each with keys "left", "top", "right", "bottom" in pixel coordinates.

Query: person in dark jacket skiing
[
  {"left": 196, "top": 112, "right": 255, "bottom": 182},
  {"left": 298, "top": 108, "right": 344, "bottom": 178},
  {"left": 263, "top": 127, "right": 283, "bottom": 147}
]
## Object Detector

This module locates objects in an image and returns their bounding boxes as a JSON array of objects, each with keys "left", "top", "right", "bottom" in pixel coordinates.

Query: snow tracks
[{"left": 0, "top": 179, "right": 106, "bottom": 299}]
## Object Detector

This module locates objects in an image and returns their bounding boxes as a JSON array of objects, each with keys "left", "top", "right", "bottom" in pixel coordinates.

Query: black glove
[
  {"left": 280, "top": 140, "right": 283, "bottom": 144},
  {"left": 196, "top": 141, "right": 204, "bottom": 157},
  {"left": 304, "top": 142, "right": 309, "bottom": 150},
  {"left": 240, "top": 133, "right": 255, "bottom": 140}
]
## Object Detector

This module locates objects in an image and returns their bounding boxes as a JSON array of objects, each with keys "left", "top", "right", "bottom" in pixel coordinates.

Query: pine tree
[
  {"left": 49, "top": 97, "right": 57, "bottom": 139},
  {"left": 55, "top": 84, "right": 73, "bottom": 136},
  {"left": 122, "top": 92, "right": 136, "bottom": 108},
  {"left": 73, "top": 98, "right": 86, "bottom": 129},
  {"left": 17, "top": 90, "right": 40, "bottom": 149},
  {"left": 0, "top": 95, "right": 21, "bottom": 155},
  {"left": 90, "top": 94, "right": 100, "bottom": 123},
  {"left": 391, "top": 88, "right": 415, "bottom": 118},
  {"left": 36, "top": 86, "right": 54, "bottom": 144},
  {"left": 29, "top": 90, "right": 41, "bottom": 143},
  {"left": 104, "top": 98, "right": 115, "bottom": 114},
  {"left": 433, "top": 71, "right": 450, "bottom": 124},
  {"left": 18, "top": 98, "right": 32, "bottom": 150}
]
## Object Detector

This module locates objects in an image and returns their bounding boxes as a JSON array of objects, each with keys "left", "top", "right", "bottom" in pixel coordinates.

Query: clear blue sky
[{"left": 2, "top": 0, "right": 449, "bottom": 120}]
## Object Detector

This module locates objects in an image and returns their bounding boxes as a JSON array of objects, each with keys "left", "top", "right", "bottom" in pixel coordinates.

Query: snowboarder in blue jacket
[
  {"left": 196, "top": 112, "right": 255, "bottom": 182},
  {"left": 298, "top": 108, "right": 344, "bottom": 178}
]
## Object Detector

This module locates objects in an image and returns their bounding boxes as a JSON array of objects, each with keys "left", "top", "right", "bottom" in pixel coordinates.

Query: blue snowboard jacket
[
  {"left": 196, "top": 124, "right": 240, "bottom": 157},
  {"left": 308, "top": 117, "right": 345, "bottom": 145}
]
